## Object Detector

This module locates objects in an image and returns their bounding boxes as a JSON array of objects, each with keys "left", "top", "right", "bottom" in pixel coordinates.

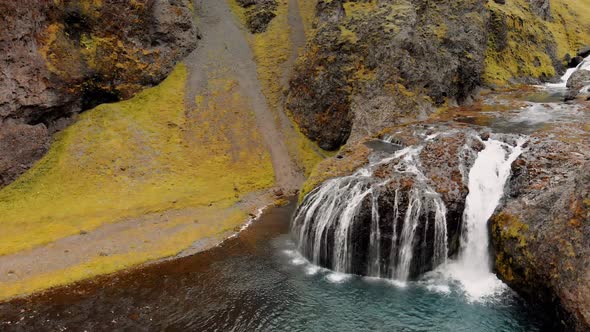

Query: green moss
[{"left": 0, "top": 64, "right": 274, "bottom": 257}]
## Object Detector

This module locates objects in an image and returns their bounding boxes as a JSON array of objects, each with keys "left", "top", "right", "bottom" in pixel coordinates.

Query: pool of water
[{"left": 0, "top": 200, "right": 552, "bottom": 331}]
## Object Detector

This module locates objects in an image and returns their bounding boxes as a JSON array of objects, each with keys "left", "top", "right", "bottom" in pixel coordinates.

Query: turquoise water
[{"left": 0, "top": 200, "right": 550, "bottom": 331}]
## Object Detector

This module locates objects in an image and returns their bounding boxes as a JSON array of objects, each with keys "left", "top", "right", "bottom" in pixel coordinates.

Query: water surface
[{"left": 0, "top": 200, "right": 551, "bottom": 331}]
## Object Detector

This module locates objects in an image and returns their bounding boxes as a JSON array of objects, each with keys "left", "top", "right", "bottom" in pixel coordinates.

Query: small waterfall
[
  {"left": 445, "top": 137, "right": 526, "bottom": 299},
  {"left": 546, "top": 55, "right": 590, "bottom": 89},
  {"left": 292, "top": 145, "right": 449, "bottom": 282}
]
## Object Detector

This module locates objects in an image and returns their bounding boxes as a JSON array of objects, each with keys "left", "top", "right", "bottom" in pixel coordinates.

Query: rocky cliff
[
  {"left": 492, "top": 132, "right": 590, "bottom": 331},
  {"left": 0, "top": 0, "right": 197, "bottom": 187},
  {"left": 287, "top": 0, "right": 590, "bottom": 151},
  {"left": 287, "top": 0, "right": 488, "bottom": 150}
]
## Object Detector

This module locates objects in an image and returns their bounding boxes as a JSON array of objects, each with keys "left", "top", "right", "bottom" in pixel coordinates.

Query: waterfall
[
  {"left": 444, "top": 137, "right": 526, "bottom": 299},
  {"left": 292, "top": 133, "right": 525, "bottom": 294},
  {"left": 292, "top": 145, "right": 449, "bottom": 282},
  {"left": 546, "top": 55, "right": 590, "bottom": 89}
]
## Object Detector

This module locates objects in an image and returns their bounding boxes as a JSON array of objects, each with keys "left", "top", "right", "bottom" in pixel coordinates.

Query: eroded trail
[{"left": 186, "top": 0, "right": 303, "bottom": 191}]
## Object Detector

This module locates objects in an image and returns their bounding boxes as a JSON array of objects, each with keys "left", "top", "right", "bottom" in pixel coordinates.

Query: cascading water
[
  {"left": 292, "top": 144, "right": 449, "bottom": 282},
  {"left": 292, "top": 130, "right": 526, "bottom": 298},
  {"left": 443, "top": 136, "right": 527, "bottom": 299},
  {"left": 545, "top": 55, "right": 590, "bottom": 89}
]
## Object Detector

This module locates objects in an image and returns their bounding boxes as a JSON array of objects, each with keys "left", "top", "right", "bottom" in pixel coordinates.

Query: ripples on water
[{"left": 0, "top": 200, "right": 550, "bottom": 331}]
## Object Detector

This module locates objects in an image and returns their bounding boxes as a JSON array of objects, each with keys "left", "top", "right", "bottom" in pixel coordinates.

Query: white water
[
  {"left": 443, "top": 137, "right": 527, "bottom": 300},
  {"left": 293, "top": 133, "right": 527, "bottom": 300},
  {"left": 292, "top": 145, "right": 449, "bottom": 282},
  {"left": 545, "top": 55, "right": 590, "bottom": 89}
]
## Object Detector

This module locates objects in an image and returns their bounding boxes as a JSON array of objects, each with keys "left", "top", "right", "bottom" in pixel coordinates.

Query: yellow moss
[
  {"left": 495, "top": 252, "right": 516, "bottom": 282},
  {"left": 493, "top": 212, "right": 530, "bottom": 248},
  {"left": 0, "top": 63, "right": 274, "bottom": 257},
  {"left": 297, "top": 0, "right": 318, "bottom": 37},
  {"left": 339, "top": 25, "right": 359, "bottom": 44},
  {"left": 546, "top": 0, "right": 590, "bottom": 59},
  {"left": 343, "top": 1, "right": 378, "bottom": 19}
]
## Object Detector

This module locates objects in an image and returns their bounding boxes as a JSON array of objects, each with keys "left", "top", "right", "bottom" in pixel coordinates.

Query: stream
[
  {"left": 0, "top": 84, "right": 584, "bottom": 331},
  {"left": 0, "top": 199, "right": 550, "bottom": 331}
]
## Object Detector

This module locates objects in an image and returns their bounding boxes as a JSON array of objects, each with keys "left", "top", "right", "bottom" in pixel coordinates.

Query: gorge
[{"left": 0, "top": 0, "right": 589, "bottom": 331}]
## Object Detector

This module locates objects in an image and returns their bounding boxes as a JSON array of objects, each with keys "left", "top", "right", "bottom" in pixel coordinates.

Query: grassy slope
[
  {"left": 0, "top": 63, "right": 275, "bottom": 298},
  {"left": 484, "top": 0, "right": 590, "bottom": 85}
]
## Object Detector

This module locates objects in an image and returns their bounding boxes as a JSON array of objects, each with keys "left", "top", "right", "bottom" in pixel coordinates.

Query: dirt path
[{"left": 186, "top": 0, "right": 303, "bottom": 191}]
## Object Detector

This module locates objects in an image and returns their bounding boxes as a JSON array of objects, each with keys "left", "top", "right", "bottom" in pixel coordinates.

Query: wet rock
[
  {"left": 569, "top": 56, "right": 584, "bottom": 68},
  {"left": 492, "top": 134, "right": 590, "bottom": 331},
  {"left": 565, "top": 69, "right": 590, "bottom": 100},
  {"left": 295, "top": 123, "right": 486, "bottom": 279},
  {"left": 0, "top": 0, "right": 198, "bottom": 187},
  {"left": 287, "top": 0, "right": 488, "bottom": 150},
  {"left": 578, "top": 46, "right": 590, "bottom": 58}
]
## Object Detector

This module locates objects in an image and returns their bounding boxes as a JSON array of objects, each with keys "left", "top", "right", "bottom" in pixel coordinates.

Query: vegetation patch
[{"left": 0, "top": 64, "right": 273, "bottom": 257}]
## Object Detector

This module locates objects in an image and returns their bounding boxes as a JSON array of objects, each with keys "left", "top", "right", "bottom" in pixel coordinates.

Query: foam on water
[
  {"left": 441, "top": 137, "right": 526, "bottom": 301},
  {"left": 545, "top": 55, "right": 590, "bottom": 89}
]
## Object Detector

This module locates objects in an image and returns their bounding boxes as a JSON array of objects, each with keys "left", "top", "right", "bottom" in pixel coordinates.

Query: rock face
[
  {"left": 235, "top": 0, "right": 278, "bottom": 33},
  {"left": 0, "top": 0, "right": 198, "bottom": 187},
  {"left": 566, "top": 69, "right": 590, "bottom": 101},
  {"left": 529, "top": 0, "right": 551, "bottom": 20},
  {"left": 491, "top": 134, "right": 590, "bottom": 331},
  {"left": 293, "top": 123, "right": 486, "bottom": 279},
  {"left": 287, "top": 0, "right": 488, "bottom": 150}
]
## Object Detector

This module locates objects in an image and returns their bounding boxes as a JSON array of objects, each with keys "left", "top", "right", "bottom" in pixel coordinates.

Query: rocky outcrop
[
  {"left": 566, "top": 68, "right": 590, "bottom": 101},
  {"left": 0, "top": 0, "right": 198, "bottom": 187},
  {"left": 529, "top": 0, "right": 551, "bottom": 20},
  {"left": 295, "top": 123, "right": 488, "bottom": 278},
  {"left": 235, "top": 0, "right": 278, "bottom": 33},
  {"left": 491, "top": 134, "right": 590, "bottom": 331},
  {"left": 287, "top": 0, "right": 488, "bottom": 150}
]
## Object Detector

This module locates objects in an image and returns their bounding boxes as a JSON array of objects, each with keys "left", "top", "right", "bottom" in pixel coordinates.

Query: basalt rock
[
  {"left": 491, "top": 134, "right": 590, "bottom": 331},
  {"left": 287, "top": 0, "right": 488, "bottom": 150},
  {"left": 0, "top": 0, "right": 198, "bottom": 187},
  {"left": 294, "top": 123, "right": 487, "bottom": 279}
]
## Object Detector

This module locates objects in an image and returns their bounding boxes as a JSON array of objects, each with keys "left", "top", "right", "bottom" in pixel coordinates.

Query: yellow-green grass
[{"left": 0, "top": 63, "right": 274, "bottom": 257}]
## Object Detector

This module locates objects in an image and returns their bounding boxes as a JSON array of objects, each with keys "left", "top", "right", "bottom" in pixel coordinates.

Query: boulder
[
  {"left": 492, "top": 134, "right": 590, "bottom": 331},
  {"left": 565, "top": 69, "right": 590, "bottom": 100}
]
